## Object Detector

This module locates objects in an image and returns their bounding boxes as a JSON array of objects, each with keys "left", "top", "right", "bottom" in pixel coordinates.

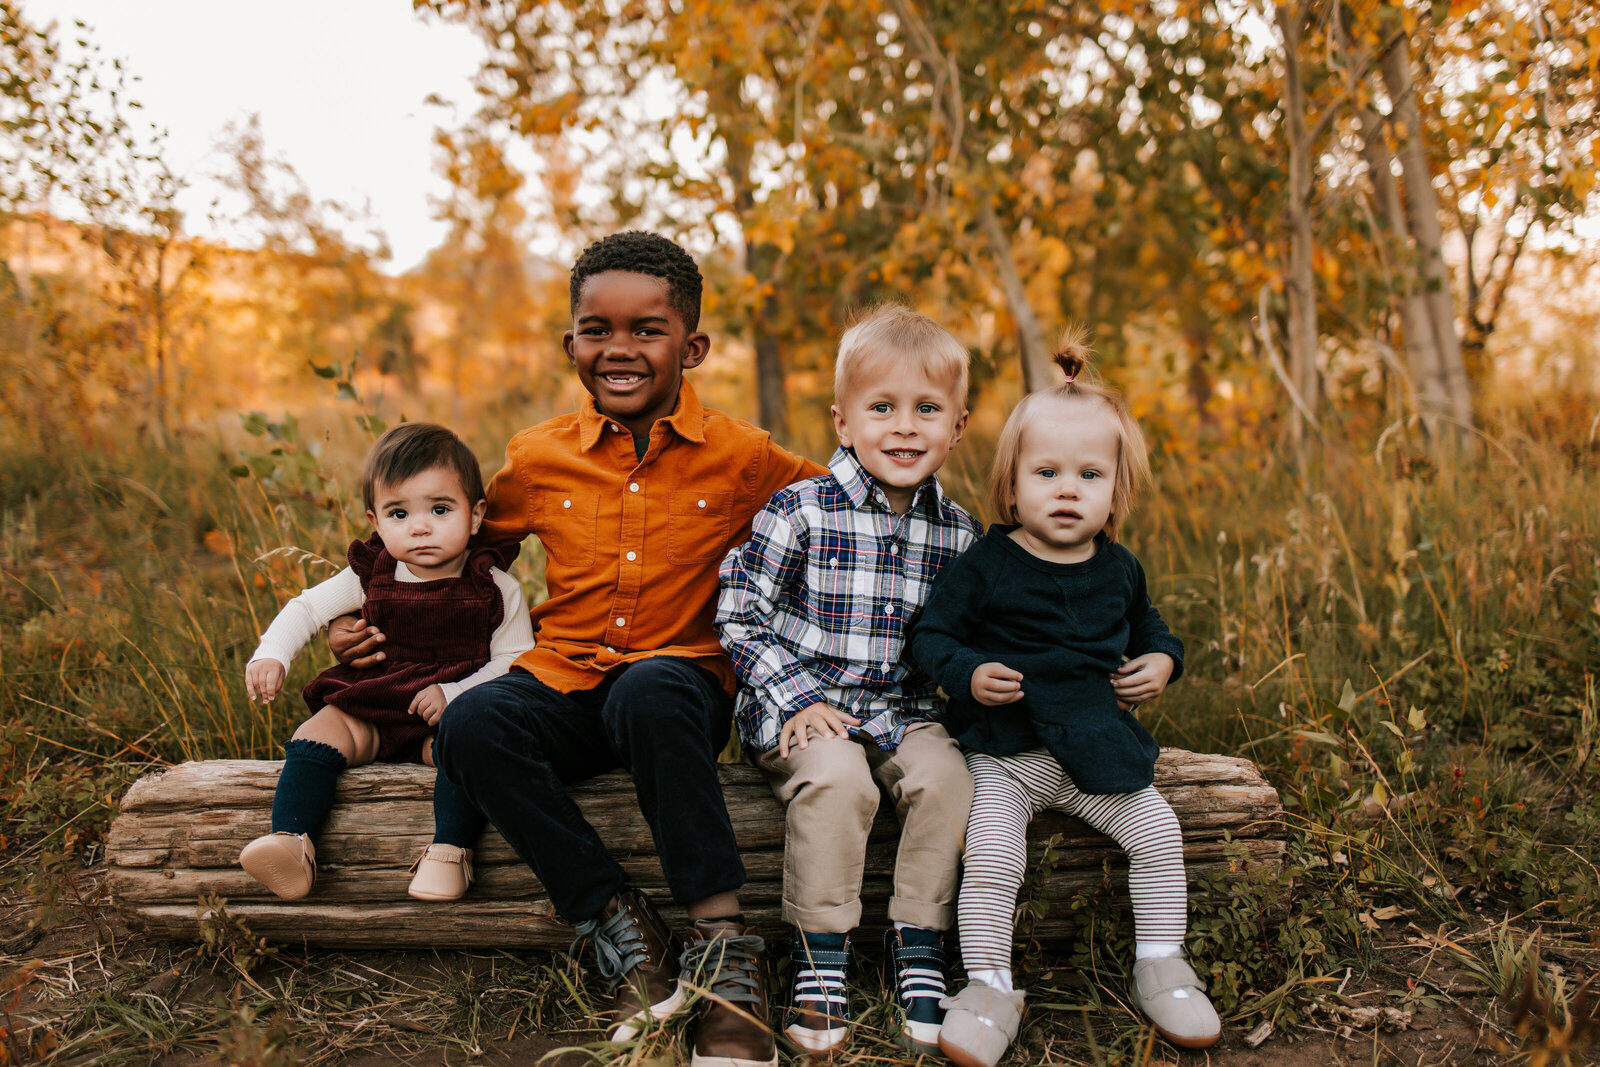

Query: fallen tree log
[{"left": 106, "top": 750, "right": 1284, "bottom": 949}]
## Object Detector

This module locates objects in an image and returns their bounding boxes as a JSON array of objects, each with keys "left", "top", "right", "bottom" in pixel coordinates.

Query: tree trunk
[
  {"left": 1353, "top": 100, "right": 1439, "bottom": 419},
  {"left": 1279, "top": 0, "right": 1320, "bottom": 461},
  {"left": 977, "top": 198, "right": 1055, "bottom": 392},
  {"left": 1379, "top": 36, "right": 1474, "bottom": 437},
  {"left": 747, "top": 246, "right": 789, "bottom": 443}
]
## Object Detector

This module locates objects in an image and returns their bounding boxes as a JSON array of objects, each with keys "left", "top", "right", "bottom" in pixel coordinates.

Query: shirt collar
[
  {"left": 828, "top": 446, "right": 946, "bottom": 514},
  {"left": 576, "top": 377, "right": 708, "bottom": 452}
]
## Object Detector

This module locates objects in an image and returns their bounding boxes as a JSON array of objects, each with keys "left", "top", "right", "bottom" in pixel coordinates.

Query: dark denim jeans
[{"left": 434, "top": 657, "right": 742, "bottom": 923}]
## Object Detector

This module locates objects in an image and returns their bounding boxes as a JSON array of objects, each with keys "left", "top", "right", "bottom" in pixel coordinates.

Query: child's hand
[
  {"left": 1112, "top": 653, "right": 1175, "bottom": 710},
  {"left": 971, "top": 662, "right": 1025, "bottom": 705},
  {"left": 410, "top": 685, "right": 448, "bottom": 725},
  {"left": 329, "top": 614, "right": 386, "bottom": 668},
  {"left": 778, "top": 703, "right": 863, "bottom": 759},
  {"left": 245, "top": 659, "right": 285, "bottom": 703}
]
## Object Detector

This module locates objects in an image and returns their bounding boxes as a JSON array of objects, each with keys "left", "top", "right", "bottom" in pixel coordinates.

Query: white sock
[
  {"left": 1135, "top": 942, "right": 1183, "bottom": 960},
  {"left": 893, "top": 920, "right": 913, "bottom": 932},
  {"left": 968, "top": 968, "right": 1014, "bottom": 994}
]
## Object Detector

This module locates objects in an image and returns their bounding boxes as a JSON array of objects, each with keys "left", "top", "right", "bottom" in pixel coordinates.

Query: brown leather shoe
[
  {"left": 571, "top": 888, "right": 685, "bottom": 1041},
  {"left": 680, "top": 919, "right": 778, "bottom": 1067}
]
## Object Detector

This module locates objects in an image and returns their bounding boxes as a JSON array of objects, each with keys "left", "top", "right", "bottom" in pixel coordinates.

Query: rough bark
[{"left": 107, "top": 751, "right": 1286, "bottom": 949}]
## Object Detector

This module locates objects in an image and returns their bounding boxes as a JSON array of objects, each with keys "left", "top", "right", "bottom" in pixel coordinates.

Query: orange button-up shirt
[{"left": 480, "top": 379, "right": 824, "bottom": 694}]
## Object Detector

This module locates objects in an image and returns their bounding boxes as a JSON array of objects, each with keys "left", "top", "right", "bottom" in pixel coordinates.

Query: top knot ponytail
[{"left": 1052, "top": 326, "right": 1092, "bottom": 389}]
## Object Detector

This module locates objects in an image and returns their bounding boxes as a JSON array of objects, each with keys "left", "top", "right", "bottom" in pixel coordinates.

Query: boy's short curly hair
[
  {"left": 362, "top": 422, "right": 485, "bottom": 513},
  {"left": 569, "top": 231, "right": 703, "bottom": 330}
]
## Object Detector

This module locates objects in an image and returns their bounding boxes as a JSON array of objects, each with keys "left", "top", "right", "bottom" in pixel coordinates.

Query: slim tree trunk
[
  {"left": 1279, "top": 0, "right": 1320, "bottom": 458},
  {"left": 889, "top": 0, "right": 1054, "bottom": 393},
  {"left": 747, "top": 252, "right": 789, "bottom": 443},
  {"left": 977, "top": 198, "right": 1055, "bottom": 392},
  {"left": 1380, "top": 36, "right": 1474, "bottom": 436}
]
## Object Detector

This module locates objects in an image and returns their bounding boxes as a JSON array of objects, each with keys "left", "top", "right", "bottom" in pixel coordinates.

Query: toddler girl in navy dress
[
  {"left": 910, "top": 340, "right": 1221, "bottom": 1062},
  {"left": 241, "top": 423, "right": 534, "bottom": 902}
]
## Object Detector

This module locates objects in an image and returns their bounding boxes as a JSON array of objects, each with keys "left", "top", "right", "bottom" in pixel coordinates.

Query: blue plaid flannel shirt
[{"left": 715, "top": 447, "right": 982, "bottom": 752}]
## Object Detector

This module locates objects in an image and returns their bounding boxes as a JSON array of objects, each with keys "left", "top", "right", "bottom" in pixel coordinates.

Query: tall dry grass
[{"left": 1, "top": 386, "right": 1596, "bottom": 1060}]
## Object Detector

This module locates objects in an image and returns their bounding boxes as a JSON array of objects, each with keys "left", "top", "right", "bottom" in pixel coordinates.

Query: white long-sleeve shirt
[{"left": 248, "top": 561, "right": 535, "bottom": 705}]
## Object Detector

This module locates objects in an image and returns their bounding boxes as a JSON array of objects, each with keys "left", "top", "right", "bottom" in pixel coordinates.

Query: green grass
[{"left": 2, "top": 397, "right": 1598, "bottom": 1063}]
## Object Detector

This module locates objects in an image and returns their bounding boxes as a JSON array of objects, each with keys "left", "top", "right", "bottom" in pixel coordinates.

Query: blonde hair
[
  {"left": 988, "top": 331, "right": 1151, "bottom": 542},
  {"left": 834, "top": 304, "right": 970, "bottom": 405}
]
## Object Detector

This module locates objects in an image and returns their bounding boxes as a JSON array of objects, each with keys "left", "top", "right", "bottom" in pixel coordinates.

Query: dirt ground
[{"left": 2, "top": 869, "right": 1594, "bottom": 1066}]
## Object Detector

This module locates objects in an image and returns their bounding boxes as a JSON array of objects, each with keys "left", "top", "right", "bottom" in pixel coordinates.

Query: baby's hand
[
  {"left": 971, "top": 662, "right": 1025, "bottom": 706},
  {"left": 410, "top": 684, "right": 448, "bottom": 726},
  {"left": 1112, "top": 653, "right": 1175, "bottom": 710},
  {"left": 329, "top": 614, "right": 386, "bottom": 668},
  {"left": 245, "top": 659, "right": 285, "bottom": 703},
  {"left": 777, "top": 703, "right": 863, "bottom": 759}
]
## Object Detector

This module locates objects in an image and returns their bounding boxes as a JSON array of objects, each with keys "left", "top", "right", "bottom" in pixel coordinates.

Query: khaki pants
[{"left": 757, "top": 721, "right": 973, "bottom": 933}]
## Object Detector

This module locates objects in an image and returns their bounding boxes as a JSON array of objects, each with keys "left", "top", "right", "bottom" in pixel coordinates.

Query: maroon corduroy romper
[{"left": 302, "top": 533, "right": 505, "bottom": 762}]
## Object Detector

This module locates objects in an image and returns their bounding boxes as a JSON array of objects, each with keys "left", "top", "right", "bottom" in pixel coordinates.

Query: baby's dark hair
[
  {"left": 361, "top": 423, "right": 485, "bottom": 513},
  {"left": 569, "top": 231, "right": 703, "bottom": 330}
]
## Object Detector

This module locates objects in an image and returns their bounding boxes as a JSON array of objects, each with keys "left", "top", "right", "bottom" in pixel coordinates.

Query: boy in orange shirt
[{"left": 333, "top": 232, "right": 821, "bottom": 1067}]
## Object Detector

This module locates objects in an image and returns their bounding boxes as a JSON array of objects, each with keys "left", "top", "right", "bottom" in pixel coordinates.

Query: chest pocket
[
  {"left": 667, "top": 490, "right": 734, "bottom": 564},
  {"left": 805, "top": 542, "right": 868, "bottom": 616},
  {"left": 537, "top": 492, "right": 599, "bottom": 568}
]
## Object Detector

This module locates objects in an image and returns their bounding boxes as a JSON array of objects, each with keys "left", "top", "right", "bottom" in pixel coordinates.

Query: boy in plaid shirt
[{"left": 715, "top": 306, "right": 980, "bottom": 1055}]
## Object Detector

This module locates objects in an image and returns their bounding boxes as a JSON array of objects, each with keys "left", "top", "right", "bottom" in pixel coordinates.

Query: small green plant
[{"left": 193, "top": 894, "right": 279, "bottom": 974}]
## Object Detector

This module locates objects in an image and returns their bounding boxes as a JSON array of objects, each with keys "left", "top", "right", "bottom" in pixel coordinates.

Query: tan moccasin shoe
[
  {"left": 239, "top": 831, "right": 315, "bottom": 900},
  {"left": 406, "top": 844, "right": 474, "bottom": 901}
]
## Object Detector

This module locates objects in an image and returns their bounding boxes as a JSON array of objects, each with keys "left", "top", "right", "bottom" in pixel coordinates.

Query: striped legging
[{"left": 958, "top": 748, "right": 1187, "bottom": 971}]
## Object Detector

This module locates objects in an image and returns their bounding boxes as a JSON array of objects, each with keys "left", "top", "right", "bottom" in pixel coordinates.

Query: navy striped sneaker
[
  {"left": 786, "top": 929, "right": 851, "bottom": 1054},
  {"left": 884, "top": 926, "right": 948, "bottom": 1052}
]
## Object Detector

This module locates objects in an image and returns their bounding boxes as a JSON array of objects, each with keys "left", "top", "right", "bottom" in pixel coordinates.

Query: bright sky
[{"left": 26, "top": 0, "right": 489, "bottom": 272}]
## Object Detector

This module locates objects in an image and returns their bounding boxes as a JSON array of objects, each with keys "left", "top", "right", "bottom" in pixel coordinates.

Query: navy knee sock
[
  {"left": 270, "top": 738, "right": 348, "bottom": 837},
  {"left": 430, "top": 763, "right": 487, "bottom": 848}
]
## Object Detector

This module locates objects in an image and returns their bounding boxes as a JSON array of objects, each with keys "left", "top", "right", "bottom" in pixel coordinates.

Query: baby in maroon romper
[{"left": 240, "top": 424, "right": 534, "bottom": 901}]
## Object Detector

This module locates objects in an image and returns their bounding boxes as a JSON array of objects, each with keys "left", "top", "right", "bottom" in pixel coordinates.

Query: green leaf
[
  {"left": 309, "top": 362, "right": 339, "bottom": 379},
  {"left": 1407, "top": 705, "right": 1427, "bottom": 731},
  {"left": 1294, "top": 730, "right": 1343, "bottom": 747},
  {"left": 240, "top": 412, "right": 268, "bottom": 436},
  {"left": 1337, "top": 679, "right": 1358, "bottom": 712},
  {"left": 1379, "top": 720, "right": 1406, "bottom": 739}
]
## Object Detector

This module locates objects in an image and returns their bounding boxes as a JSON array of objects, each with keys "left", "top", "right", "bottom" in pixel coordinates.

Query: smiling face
[
  {"left": 1007, "top": 399, "right": 1121, "bottom": 564},
  {"left": 365, "top": 465, "right": 487, "bottom": 580},
  {"left": 564, "top": 270, "right": 709, "bottom": 443},
  {"left": 831, "top": 362, "right": 967, "bottom": 513}
]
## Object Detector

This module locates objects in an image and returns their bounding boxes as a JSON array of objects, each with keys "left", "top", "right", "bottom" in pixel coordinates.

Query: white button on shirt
[
  {"left": 629, "top": 483, "right": 639, "bottom": 493},
  {"left": 626, "top": 551, "right": 637, "bottom": 561}
]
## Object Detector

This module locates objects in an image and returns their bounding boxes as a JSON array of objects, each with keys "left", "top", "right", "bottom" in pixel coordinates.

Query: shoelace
[
  {"left": 571, "top": 907, "right": 650, "bottom": 989},
  {"left": 680, "top": 932, "right": 768, "bottom": 1007},
  {"left": 791, "top": 943, "right": 850, "bottom": 1019},
  {"left": 892, "top": 946, "right": 947, "bottom": 1010}
]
